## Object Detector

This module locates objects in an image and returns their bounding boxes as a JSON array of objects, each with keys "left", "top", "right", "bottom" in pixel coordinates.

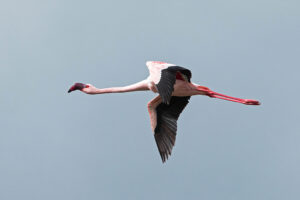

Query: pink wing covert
[{"left": 146, "top": 61, "right": 176, "bottom": 84}]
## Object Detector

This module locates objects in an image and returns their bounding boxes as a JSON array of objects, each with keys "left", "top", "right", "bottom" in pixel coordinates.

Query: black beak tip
[{"left": 68, "top": 85, "right": 76, "bottom": 93}]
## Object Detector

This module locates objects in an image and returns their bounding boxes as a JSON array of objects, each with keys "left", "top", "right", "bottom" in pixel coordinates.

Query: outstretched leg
[
  {"left": 196, "top": 86, "right": 260, "bottom": 105},
  {"left": 147, "top": 95, "right": 162, "bottom": 132}
]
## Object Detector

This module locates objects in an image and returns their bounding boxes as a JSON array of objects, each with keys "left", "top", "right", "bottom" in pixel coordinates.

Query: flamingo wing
[
  {"left": 154, "top": 96, "right": 190, "bottom": 163},
  {"left": 146, "top": 61, "right": 176, "bottom": 83},
  {"left": 146, "top": 61, "right": 192, "bottom": 104}
]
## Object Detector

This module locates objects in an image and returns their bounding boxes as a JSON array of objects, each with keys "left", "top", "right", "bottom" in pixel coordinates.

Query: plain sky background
[{"left": 0, "top": 0, "right": 299, "bottom": 199}]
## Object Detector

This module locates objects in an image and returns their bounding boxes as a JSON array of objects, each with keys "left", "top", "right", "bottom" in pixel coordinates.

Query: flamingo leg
[
  {"left": 197, "top": 86, "right": 260, "bottom": 105},
  {"left": 209, "top": 91, "right": 260, "bottom": 105}
]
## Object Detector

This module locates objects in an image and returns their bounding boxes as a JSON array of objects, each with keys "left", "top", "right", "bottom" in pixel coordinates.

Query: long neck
[{"left": 94, "top": 80, "right": 149, "bottom": 94}]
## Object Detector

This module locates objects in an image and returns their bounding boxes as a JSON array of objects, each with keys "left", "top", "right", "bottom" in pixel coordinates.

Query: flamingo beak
[{"left": 68, "top": 83, "right": 86, "bottom": 93}]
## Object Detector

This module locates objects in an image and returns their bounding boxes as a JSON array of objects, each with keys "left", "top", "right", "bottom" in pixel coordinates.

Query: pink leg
[{"left": 198, "top": 86, "right": 260, "bottom": 105}]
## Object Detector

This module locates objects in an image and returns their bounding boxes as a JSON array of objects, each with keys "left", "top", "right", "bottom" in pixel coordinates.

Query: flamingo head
[{"left": 68, "top": 83, "right": 89, "bottom": 93}]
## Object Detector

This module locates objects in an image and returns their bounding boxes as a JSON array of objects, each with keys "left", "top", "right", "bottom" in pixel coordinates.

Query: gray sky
[{"left": 0, "top": 0, "right": 299, "bottom": 199}]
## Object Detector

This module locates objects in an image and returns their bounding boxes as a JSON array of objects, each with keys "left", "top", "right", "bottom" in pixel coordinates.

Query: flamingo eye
[{"left": 85, "top": 85, "right": 90, "bottom": 88}]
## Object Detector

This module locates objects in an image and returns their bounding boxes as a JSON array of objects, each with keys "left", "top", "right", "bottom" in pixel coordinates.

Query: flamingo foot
[{"left": 243, "top": 99, "right": 261, "bottom": 105}]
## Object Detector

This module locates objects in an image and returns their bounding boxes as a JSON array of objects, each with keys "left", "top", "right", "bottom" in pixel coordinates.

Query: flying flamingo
[{"left": 68, "top": 61, "right": 260, "bottom": 162}]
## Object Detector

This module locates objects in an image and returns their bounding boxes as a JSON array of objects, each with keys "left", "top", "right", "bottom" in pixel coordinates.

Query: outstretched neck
[{"left": 93, "top": 80, "right": 149, "bottom": 94}]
